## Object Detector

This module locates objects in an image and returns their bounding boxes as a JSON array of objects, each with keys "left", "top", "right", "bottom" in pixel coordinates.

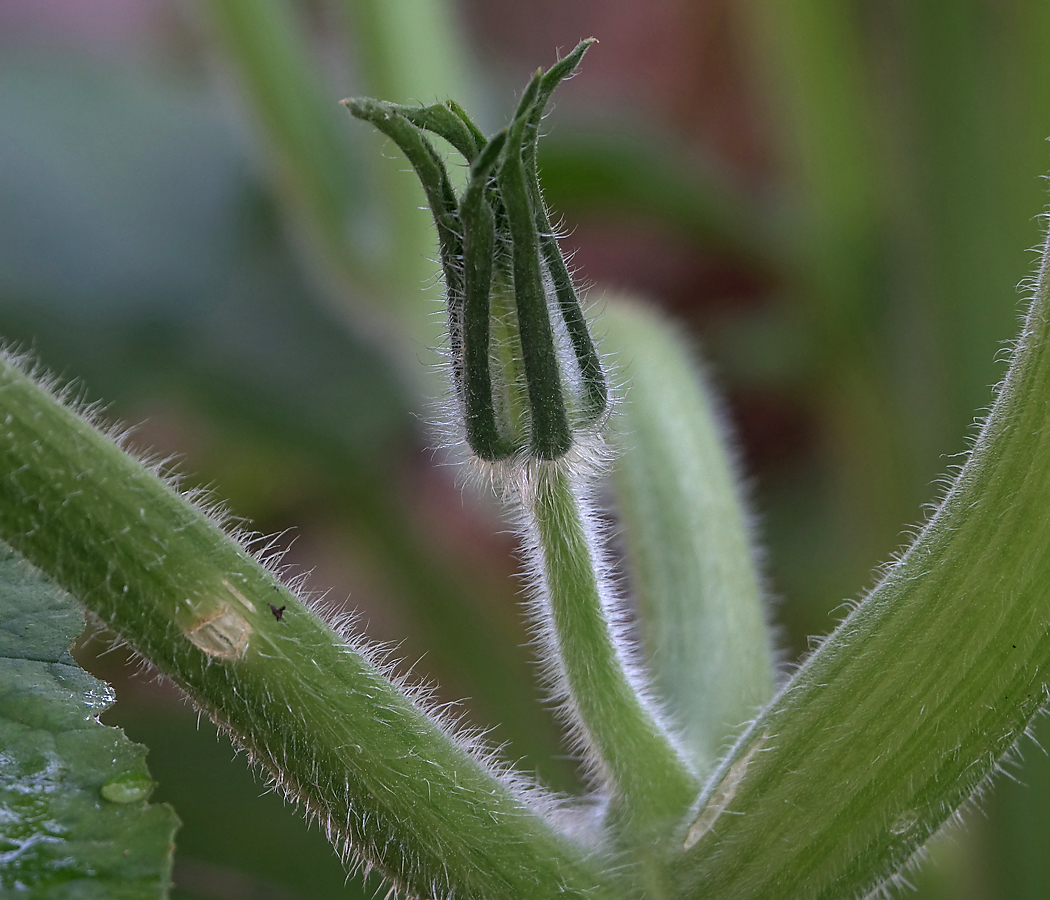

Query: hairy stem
[
  {"left": 0, "top": 355, "right": 616, "bottom": 900},
  {"left": 672, "top": 233, "right": 1050, "bottom": 899},
  {"left": 517, "top": 462, "right": 699, "bottom": 834}
]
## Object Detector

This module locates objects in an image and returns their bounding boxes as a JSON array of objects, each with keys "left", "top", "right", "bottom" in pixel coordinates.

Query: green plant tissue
[{"left": 0, "top": 541, "right": 178, "bottom": 898}]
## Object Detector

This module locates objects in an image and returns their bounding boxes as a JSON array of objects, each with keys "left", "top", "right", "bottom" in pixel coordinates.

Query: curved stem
[
  {"left": 517, "top": 463, "right": 699, "bottom": 833},
  {"left": 673, "top": 234, "right": 1050, "bottom": 899}
]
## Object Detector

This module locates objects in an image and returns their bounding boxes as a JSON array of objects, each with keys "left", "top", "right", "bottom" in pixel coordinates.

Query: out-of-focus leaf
[
  {"left": 200, "top": 0, "right": 451, "bottom": 362},
  {"left": 886, "top": 0, "right": 1050, "bottom": 477},
  {"left": 602, "top": 299, "right": 776, "bottom": 773},
  {"left": 0, "top": 55, "right": 242, "bottom": 314},
  {"left": 0, "top": 541, "right": 178, "bottom": 897},
  {"left": 0, "top": 53, "right": 411, "bottom": 466},
  {"left": 200, "top": 0, "right": 378, "bottom": 290},
  {"left": 734, "top": 0, "right": 918, "bottom": 647},
  {"left": 538, "top": 130, "right": 781, "bottom": 270},
  {"left": 106, "top": 703, "right": 364, "bottom": 900},
  {"left": 344, "top": 0, "right": 474, "bottom": 107},
  {"left": 892, "top": 7, "right": 1050, "bottom": 896}
]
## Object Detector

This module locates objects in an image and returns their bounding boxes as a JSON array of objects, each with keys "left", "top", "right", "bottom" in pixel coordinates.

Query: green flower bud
[{"left": 344, "top": 39, "right": 607, "bottom": 463}]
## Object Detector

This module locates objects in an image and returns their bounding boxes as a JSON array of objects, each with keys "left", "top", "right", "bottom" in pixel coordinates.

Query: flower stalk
[
  {"left": 521, "top": 461, "right": 700, "bottom": 828},
  {"left": 345, "top": 40, "right": 700, "bottom": 851}
]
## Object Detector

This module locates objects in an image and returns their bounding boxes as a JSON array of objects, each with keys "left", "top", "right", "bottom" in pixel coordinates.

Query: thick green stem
[
  {"left": 0, "top": 355, "right": 616, "bottom": 900},
  {"left": 519, "top": 463, "right": 699, "bottom": 833},
  {"left": 672, "top": 236, "right": 1050, "bottom": 899}
]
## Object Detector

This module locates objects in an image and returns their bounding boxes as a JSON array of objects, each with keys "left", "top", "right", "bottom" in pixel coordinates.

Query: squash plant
[{"left": 3, "top": 31, "right": 1050, "bottom": 898}]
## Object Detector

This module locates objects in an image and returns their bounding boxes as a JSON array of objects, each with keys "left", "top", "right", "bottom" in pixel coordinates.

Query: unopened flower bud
[{"left": 344, "top": 39, "right": 607, "bottom": 463}]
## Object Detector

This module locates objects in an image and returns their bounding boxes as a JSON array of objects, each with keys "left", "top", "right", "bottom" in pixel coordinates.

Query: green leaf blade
[{"left": 0, "top": 542, "right": 178, "bottom": 898}]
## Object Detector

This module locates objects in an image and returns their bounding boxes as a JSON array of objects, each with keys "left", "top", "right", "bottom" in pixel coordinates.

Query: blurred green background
[{"left": 2, "top": 0, "right": 1049, "bottom": 896}]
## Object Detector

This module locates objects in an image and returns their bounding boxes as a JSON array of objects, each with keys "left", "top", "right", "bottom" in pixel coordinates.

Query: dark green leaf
[{"left": 0, "top": 541, "right": 178, "bottom": 898}]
